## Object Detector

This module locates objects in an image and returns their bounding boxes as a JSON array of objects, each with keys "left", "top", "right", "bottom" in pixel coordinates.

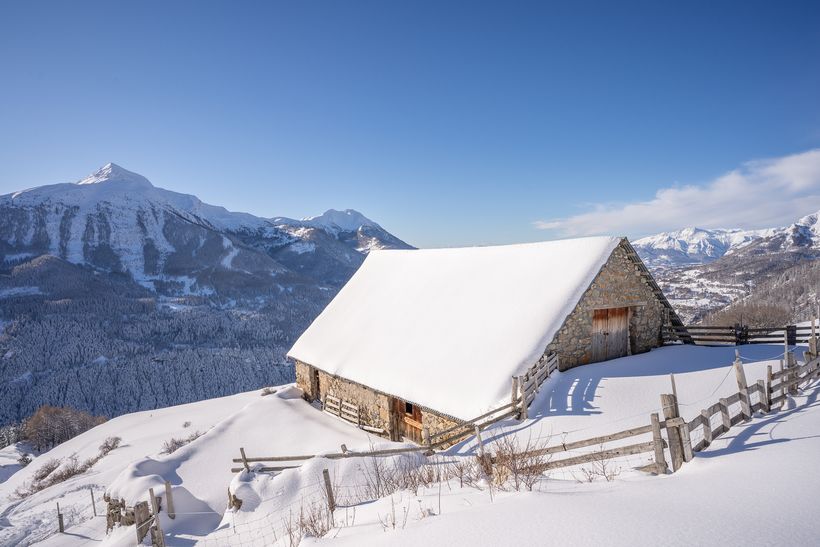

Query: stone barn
[{"left": 288, "top": 236, "right": 682, "bottom": 443}]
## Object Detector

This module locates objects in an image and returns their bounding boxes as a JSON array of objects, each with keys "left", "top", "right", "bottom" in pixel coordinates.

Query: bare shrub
[
  {"left": 47, "top": 454, "right": 83, "bottom": 484},
  {"left": 17, "top": 453, "right": 32, "bottom": 467},
  {"left": 32, "top": 458, "right": 60, "bottom": 482},
  {"left": 161, "top": 430, "right": 203, "bottom": 455},
  {"left": 573, "top": 444, "right": 621, "bottom": 483},
  {"left": 299, "top": 499, "right": 333, "bottom": 538},
  {"left": 99, "top": 436, "right": 121, "bottom": 456},
  {"left": 182, "top": 421, "right": 191, "bottom": 428},
  {"left": 490, "top": 431, "right": 552, "bottom": 491},
  {"left": 446, "top": 457, "right": 480, "bottom": 488}
]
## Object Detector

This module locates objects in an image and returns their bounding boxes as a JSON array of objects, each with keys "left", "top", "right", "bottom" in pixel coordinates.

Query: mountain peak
[
  {"left": 77, "top": 163, "right": 153, "bottom": 188},
  {"left": 303, "top": 209, "right": 379, "bottom": 232}
]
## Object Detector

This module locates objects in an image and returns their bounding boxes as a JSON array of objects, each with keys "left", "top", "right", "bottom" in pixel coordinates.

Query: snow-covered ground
[{"left": 1, "top": 344, "right": 815, "bottom": 546}]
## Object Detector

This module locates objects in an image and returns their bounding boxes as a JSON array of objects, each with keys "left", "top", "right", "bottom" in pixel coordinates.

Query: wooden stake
[
  {"left": 766, "top": 365, "right": 774, "bottom": 411},
  {"left": 422, "top": 426, "right": 431, "bottom": 446},
  {"left": 700, "top": 409, "right": 712, "bottom": 447},
  {"left": 719, "top": 397, "right": 731, "bottom": 433},
  {"left": 650, "top": 412, "right": 668, "bottom": 473},
  {"left": 474, "top": 425, "right": 486, "bottom": 460},
  {"left": 669, "top": 374, "right": 680, "bottom": 416},
  {"left": 149, "top": 488, "right": 165, "bottom": 547},
  {"left": 57, "top": 502, "right": 64, "bottom": 533},
  {"left": 322, "top": 468, "right": 336, "bottom": 515},
  {"left": 89, "top": 487, "right": 97, "bottom": 517},
  {"left": 757, "top": 380, "right": 769, "bottom": 413},
  {"left": 511, "top": 376, "right": 520, "bottom": 415},
  {"left": 164, "top": 481, "right": 175, "bottom": 519},
  {"left": 679, "top": 420, "right": 694, "bottom": 462},
  {"left": 660, "top": 394, "right": 684, "bottom": 472},
  {"left": 519, "top": 375, "right": 528, "bottom": 420},
  {"left": 239, "top": 447, "right": 250, "bottom": 472},
  {"left": 733, "top": 351, "right": 751, "bottom": 421}
]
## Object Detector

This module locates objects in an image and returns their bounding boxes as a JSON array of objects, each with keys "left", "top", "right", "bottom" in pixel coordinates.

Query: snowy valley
[{"left": 633, "top": 210, "right": 820, "bottom": 322}]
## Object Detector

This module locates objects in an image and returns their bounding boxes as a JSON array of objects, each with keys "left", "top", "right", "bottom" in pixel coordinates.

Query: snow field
[{"left": 1, "top": 343, "right": 814, "bottom": 546}]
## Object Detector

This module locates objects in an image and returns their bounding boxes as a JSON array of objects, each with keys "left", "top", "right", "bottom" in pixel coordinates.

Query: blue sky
[{"left": 1, "top": 1, "right": 819, "bottom": 247}]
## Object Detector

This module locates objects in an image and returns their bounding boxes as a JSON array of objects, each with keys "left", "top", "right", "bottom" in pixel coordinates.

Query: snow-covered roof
[{"left": 288, "top": 236, "right": 623, "bottom": 420}]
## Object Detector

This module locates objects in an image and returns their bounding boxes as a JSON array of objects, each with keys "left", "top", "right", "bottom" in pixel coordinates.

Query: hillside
[
  {"left": 634, "top": 209, "right": 820, "bottom": 322},
  {"left": 0, "top": 343, "right": 816, "bottom": 545},
  {"left": 0, "top": 165, "right": 411, "bottom": 425}
]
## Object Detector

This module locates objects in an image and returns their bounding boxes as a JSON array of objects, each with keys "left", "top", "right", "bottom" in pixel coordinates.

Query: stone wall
[
  {"left": 295, "top": 360, "right": 460, "bottom": 442},
  {"left": 548, "top": 242, "right": 666, "bottom": 370}
]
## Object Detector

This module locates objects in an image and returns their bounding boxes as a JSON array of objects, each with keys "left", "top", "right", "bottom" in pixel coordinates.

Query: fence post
[
  {"left": 669, "top": 374, "right": 680, "bottom": 416},
  {"left": 733, "top": 350, "right": 751, "bottom": 421},
  {"left": 519, "top": 375, "right": 528, "bottom": 420},
  {"left": 766, "top": 365, "right": 774, "bottom": 411},
  {"left": 700, "top": 409, "right": 712, "bottom": 447},
  {"left": 322, "top": 468, "right": 336, "bottom": 524},
  {"left": 164, "top": 481, "right": 175, "bottom": 520},
  {"left": 650, "top": 412, "right": 668, "bottom": 473},
  {"left": 786, "top": 324, "right": 797, "bottom": 347},
  {"left": 422, "top": 426, "right": 431, "bottom": 447},
  {"left": 719, "top": 397, "right": 731, "bottom": 434},
  {"left": 660, "top": 394, "right": 684, "bottom": 472},
  {"left": 474, "top": 424, "right": 486, "bottom": 459},
  {"left": 56, "top": 502, "right": 64, "bottom": 533},
  {"left": 148, "top": 488, "right": 165, "bottom": 547},
  {"left": 511, "top": 376, "right": 520, "bottom": 418},
  {"left": 89, "top": 487, "right": 97, "bottom": 517},
  {"left": 756, "top": 380, "right": 769, "bottom": 413},
  {"left": 679, "top": 420, "right": 694, "bottom": 462},
  {"left": 134, "top": 501, "right": 151, "bottom": 543},
  {"left": 239, "top": 447, "right": 250, "bottom": 472}
]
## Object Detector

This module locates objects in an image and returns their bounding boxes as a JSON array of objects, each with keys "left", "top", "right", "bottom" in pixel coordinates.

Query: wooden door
[
  {"left": 392, "top": 398, "right": 423, "bottom": 443},
  {"left": 591, "top": 307, "right": 629, "bottom": 362}
]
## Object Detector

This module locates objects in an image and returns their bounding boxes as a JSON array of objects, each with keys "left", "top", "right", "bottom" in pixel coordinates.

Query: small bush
[
  {"left": 98, "top": 436, "right": 121, "bottom": 456},
  {"left": 161, "top": 430, "right": 203, "bottom": 455},
  {"left": 32, "top": 458, "right": 61, "bottom": 482},
  {"left": 17, "top": 454, "right": 32, "bottom": 467}
]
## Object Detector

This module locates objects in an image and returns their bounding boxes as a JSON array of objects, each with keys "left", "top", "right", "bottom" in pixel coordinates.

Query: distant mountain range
[
  {"left": 0, "top": 164, "right": 410, "bottom": 424},
  {"left": 633, "top": 210, "right": 820, "bottom": 323},
  {"left": 1, "top": 163, "right": 410, "bottom": 295}
]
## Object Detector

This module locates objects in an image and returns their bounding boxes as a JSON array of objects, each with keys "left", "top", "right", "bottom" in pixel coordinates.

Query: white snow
[
  {"left": 319, "top": 347, "right": 819, "bottom": 547},
  {"left": 0, "top": 386, "right": 383, "bottom": 546},
  {"left": 274, "top": 209, "right": 380, "bottom": 235},
  {"left": 1, "top": 343, "right": 817, "bottom": 546},
  {"left": 288, "top": 236, "right": 621, "bottom": 421}
]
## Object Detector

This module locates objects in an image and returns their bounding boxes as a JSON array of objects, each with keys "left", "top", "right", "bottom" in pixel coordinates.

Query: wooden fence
[
  {"left": 231, "top": 336, "right": 820, "bottom": 486},
  {"left": 664, "top": 322, "right": 815, "bottom": 346}
]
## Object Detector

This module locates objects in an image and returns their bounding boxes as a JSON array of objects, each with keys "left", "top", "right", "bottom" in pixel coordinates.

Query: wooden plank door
[
  {"left": 392, "top": 398, "right": 423, "bottom": 443},
  {"left": 591, "top": 309, "right": 609, "bottom": 363},
  {"left": 606, "top": 307, "right": 629, "bottom": 359},
  {"left": 591, "top": 307, "right": 630, "bottom": 362}
]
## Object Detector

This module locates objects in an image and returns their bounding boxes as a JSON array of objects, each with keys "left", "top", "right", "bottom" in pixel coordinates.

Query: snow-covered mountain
[
  {"left": 633, "top": 209, "right": 820, "bottom": 322},
  {"left": 0, "top": 164, "right": 411, "bottom": 425},
  {"left": 633, "top": 211, "right": 820, "bottom": 270},
  {"left": 0, "top": 163, "right": 411, "bottom": 294}
]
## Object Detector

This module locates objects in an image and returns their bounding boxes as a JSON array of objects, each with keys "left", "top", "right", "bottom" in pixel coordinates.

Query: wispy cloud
[{"left": 534, "top": 149, "right": 820, "bottom": 237}]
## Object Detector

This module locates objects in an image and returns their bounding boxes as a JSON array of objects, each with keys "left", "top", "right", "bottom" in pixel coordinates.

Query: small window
[{"left": 405, "top": 402, "right": 414, "bottom": 415}]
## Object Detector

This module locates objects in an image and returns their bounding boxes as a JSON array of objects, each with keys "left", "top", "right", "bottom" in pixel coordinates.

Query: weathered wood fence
[
  {"left": 105, "top": 481, "right": 175, "bottom": 547},
  {"left": 232, "top": 336, "right": 820, "bottom": 484},
  {"left": 664, "top": 323, "right": 814, "bottom": 346}
]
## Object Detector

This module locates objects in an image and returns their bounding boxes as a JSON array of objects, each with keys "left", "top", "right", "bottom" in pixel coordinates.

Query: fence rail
[{"left": 665, "top": 322, "right": 816, "bottom": 346}]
